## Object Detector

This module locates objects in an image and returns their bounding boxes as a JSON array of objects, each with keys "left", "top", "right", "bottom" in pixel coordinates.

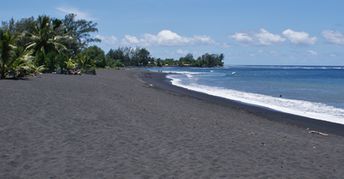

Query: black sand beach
[{"left": 1, "top": 69, "right": 344, "bottom": 178}]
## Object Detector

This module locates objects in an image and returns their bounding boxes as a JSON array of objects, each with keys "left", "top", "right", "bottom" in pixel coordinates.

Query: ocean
[{"left": 147, "top": 66, "right": 344, "bottom": 124}]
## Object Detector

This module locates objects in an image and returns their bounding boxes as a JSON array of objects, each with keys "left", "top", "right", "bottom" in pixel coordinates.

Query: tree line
[
  {"left": 0, "top": 14, "right": 101, "bottom": 78},
  {"left": 105, "top": 47, "right": 224, "bottom": 67},
  {"left": 0, "top": 14, "right": 224, "bottom": 79}
]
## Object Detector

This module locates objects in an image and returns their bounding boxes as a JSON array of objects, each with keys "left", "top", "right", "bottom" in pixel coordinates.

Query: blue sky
[{"left": 1, "top": 0, "right": 344, "bottom": 65}]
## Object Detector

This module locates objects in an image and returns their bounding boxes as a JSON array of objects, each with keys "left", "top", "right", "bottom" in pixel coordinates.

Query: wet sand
[{"left": 0, "top": 69, "right": 343, "bottom": 178}]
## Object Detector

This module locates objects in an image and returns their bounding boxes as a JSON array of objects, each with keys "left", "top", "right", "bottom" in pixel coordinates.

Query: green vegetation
[
  {"left": 0, "top": 29, "right": 43, "bottom": 79},
  {"left": 1, "top": 14, "right": 224, "bottom": 79},
  {"left": 178, "top": 53, "right": 224, "bottom": 67},
  {"left": 0, "top": 14, "right": 100, "bottom": 79},
  {"left": 105, "top": 47, "right": 224, "bottom": 68}
]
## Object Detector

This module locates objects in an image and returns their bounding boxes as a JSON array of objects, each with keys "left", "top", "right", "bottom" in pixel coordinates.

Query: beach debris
[
  {"left": 308, "top": 130, "right": 329, "bottom": 136},
  {"left": 149, "top": 84, "right": 154, "bottom": 87},
  {"left": 248, "top": 132, "right": 256, "bottom": 135}
]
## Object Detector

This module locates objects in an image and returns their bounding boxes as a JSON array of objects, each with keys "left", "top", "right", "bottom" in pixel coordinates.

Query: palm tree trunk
[
  {"left": 0, "top": 64, "right": 5, "bottom": 79},
  {"left": 0, "top": 71, "right": 5, "bottom": 79}
]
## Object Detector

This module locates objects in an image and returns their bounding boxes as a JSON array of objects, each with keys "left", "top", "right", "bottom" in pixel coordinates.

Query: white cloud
[
  {"left": 282, "top": 29, "right": 316, "bottom": 45},
  {"left": 231, "top": 33, "right": 253, "bottom": 43},
  {"left": 322, "top": 30, "right": 344, "bottom": 45},
  {"left": 122, "top": 35, "right": 141, "bottom": 45},
  {"left": 330, "top": 53, "right": 337, "bottom": 57},
  {"left": 231, "top": 29, "right": 285, "bottom": 45},
  {"left": 307, "top": 50, "right": 318, "bottom": 56},
  {"left": 221, "top": 43, "right": 231, "bottom": 48},
  {"left": 56, "top": 6, "right": 96, "bottom": 20},
  {"left": 176, "top": 49, "right": 189, "bottom": 55},
  {"left": 145, "top": 30, "right": 189, "bottom": 45},
  {"left": 255, "top": 29, "right": 285, "bottom": 45},
  {"left": 96, "top": 35, "right": 118, "bottom": 45},
  {"left": 121, "top": 29, "right": 215, "bottom": 46},
  {"left": 192, "top": 35, "right": 214, "bottom": 44}
]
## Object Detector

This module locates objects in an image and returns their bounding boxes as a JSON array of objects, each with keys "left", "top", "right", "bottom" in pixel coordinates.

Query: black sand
[{"left": 1, "top": 69, "right": 344, "bottom": 178}]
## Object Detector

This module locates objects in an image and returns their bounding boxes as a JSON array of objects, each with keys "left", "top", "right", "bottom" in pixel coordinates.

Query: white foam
[
  {"left": 160, "top": 70, "right": 226, "bottom": 79},
  {"left": 227, "top": 66, "right": 344, "bottom": 70},
  {"left": 162, "top": 71, "right": 205, "bottom": 75},
  {"left": 167, "top": 75, "right": 344, "bottom": 125}
]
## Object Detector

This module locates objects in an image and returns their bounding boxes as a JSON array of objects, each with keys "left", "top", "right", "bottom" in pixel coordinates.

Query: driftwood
[{"left": 308, "top": 130, "right": 329, "bottom": 136}]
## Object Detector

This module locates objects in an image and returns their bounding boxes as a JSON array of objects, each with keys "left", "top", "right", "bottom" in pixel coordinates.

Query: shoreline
[{"left": 141, "top": 71, "right": 344, "bottom": 136}]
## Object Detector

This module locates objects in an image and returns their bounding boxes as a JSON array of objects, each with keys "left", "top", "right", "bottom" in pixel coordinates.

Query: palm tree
[
  {"left": 26, "top": 16, "right": 69, "bottom": 68},
  {"left": 0, "top": 29, "right": 41, "bottom": 79},
  {"left": 0, "top": 29, "right": 17, "bottom": 79},
  {"left": 76, "top": 53, "right": 94, "bottom": 71}
]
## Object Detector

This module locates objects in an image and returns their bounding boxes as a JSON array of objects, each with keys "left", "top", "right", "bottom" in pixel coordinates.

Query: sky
[{"left": 1, "top": 0, "right": 344, "bottom": 65}]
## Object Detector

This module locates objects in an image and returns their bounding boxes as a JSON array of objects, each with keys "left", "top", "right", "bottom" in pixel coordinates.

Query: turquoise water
[{"left": 148, "top": 66, "right": 344, "bottom": 124}]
